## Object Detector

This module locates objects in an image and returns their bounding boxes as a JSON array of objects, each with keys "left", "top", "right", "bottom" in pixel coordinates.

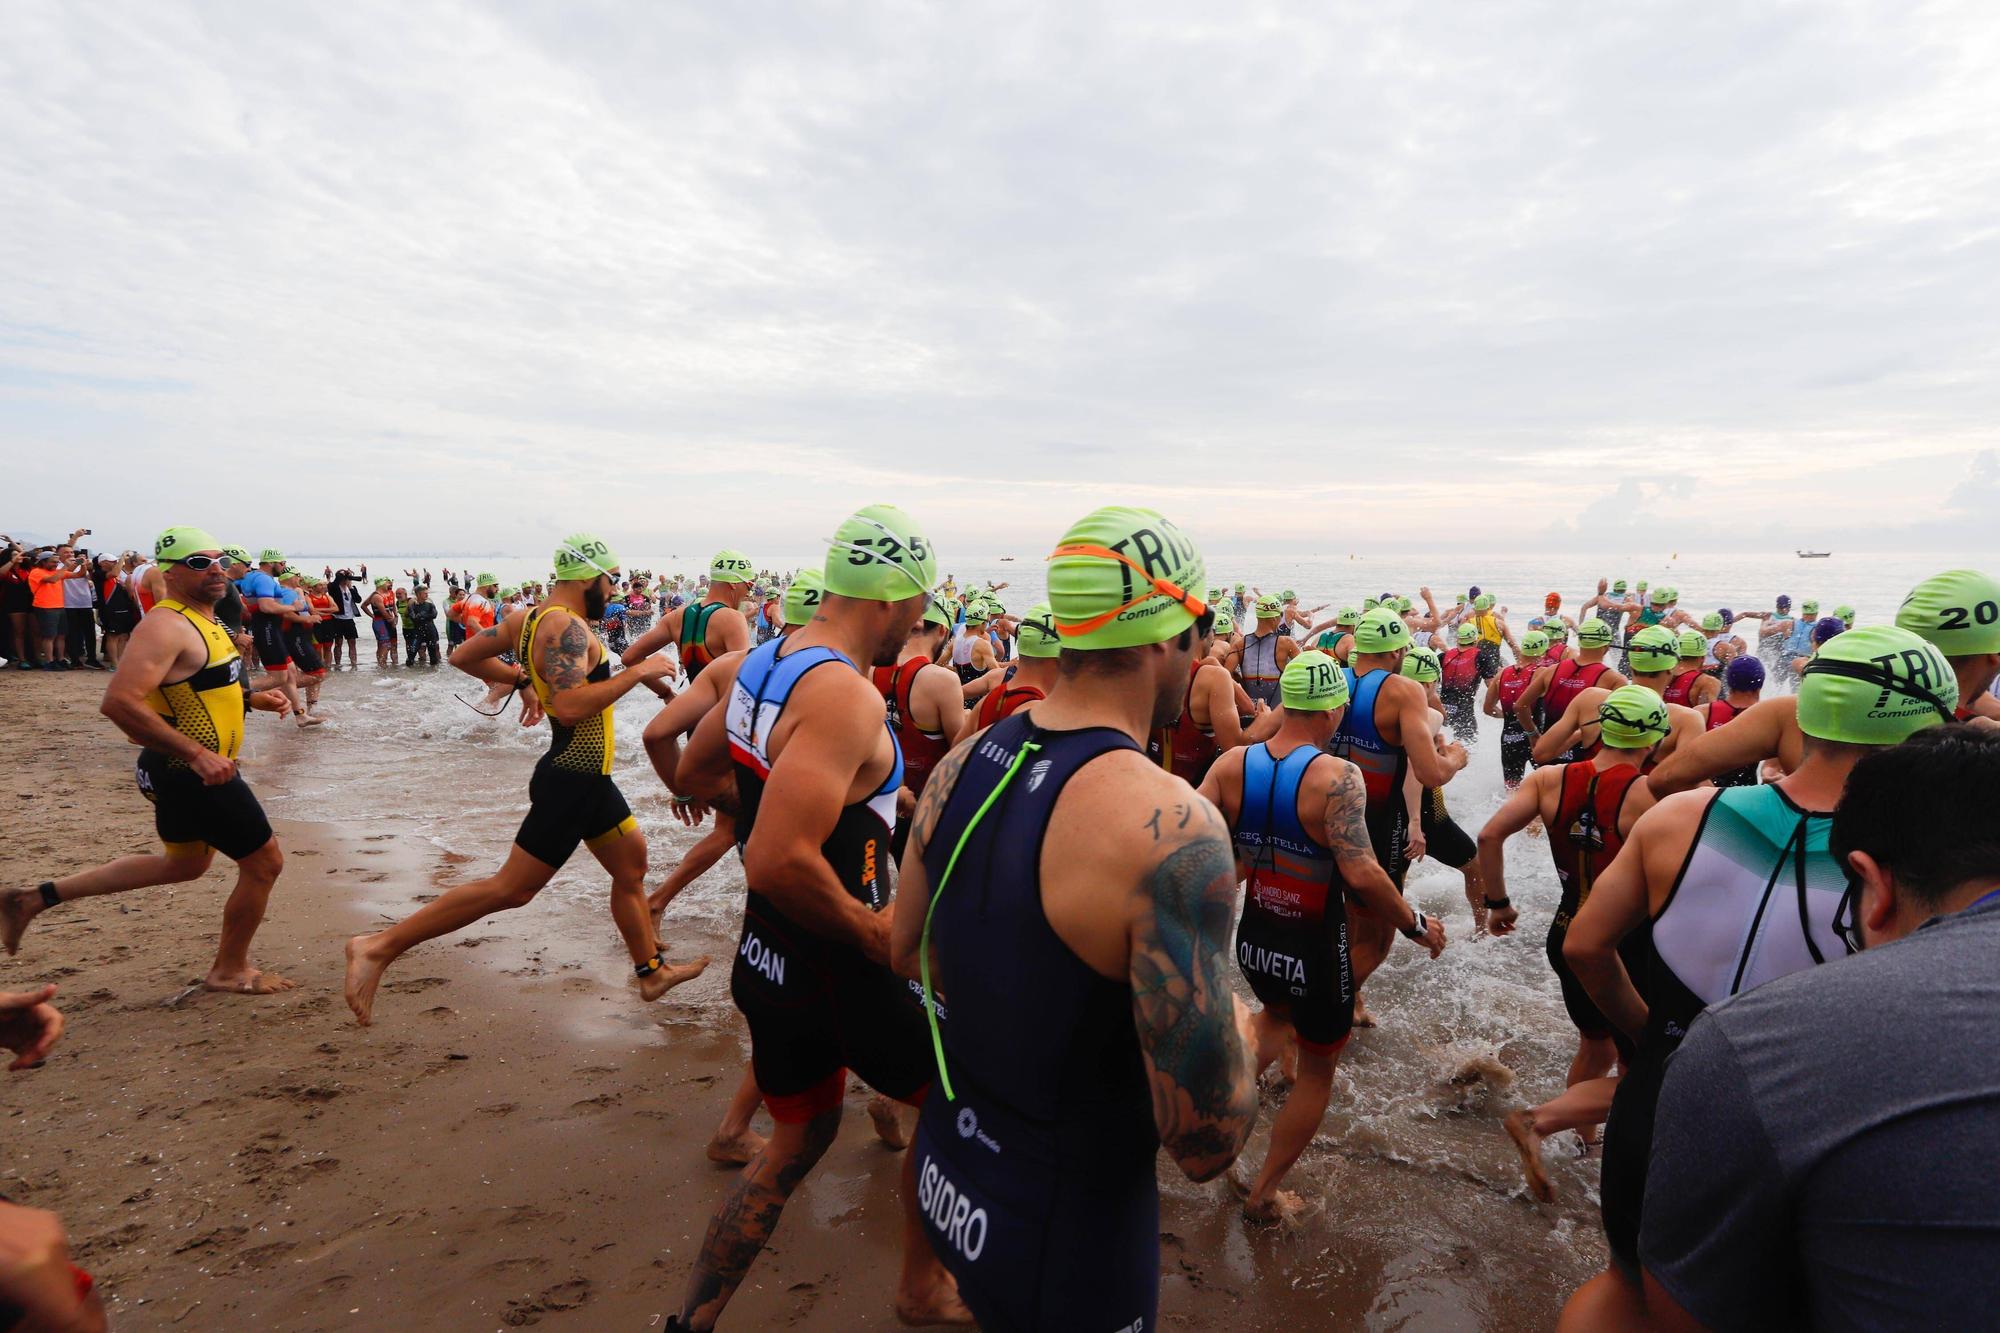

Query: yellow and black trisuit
[
  {"left": 136, "top": 598, "right": 272, "bottom": 860},
  {"left": 512, "top": 605, "right": 636, "bottom": 867}
]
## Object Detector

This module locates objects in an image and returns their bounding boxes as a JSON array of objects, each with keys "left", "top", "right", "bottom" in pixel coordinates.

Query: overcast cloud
[{"left": 4, "top": 1, "right": 1998, "bottom": 556}]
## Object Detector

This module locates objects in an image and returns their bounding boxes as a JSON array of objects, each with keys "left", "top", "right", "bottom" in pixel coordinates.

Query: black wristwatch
[
  {"left": 1484, "top": 895, "right": 1512, "bottom": 910},
  {"left": 1401, "top": 912, "right": 1431, "bottom": 942}
]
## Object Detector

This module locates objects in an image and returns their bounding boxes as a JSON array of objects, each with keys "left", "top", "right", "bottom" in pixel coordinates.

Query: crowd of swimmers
[{"left": 3, "top": 509, "right": 1997, "bottom": 1331}]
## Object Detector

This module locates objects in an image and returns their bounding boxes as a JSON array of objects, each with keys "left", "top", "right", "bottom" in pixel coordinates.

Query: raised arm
[
  {"left": 1399, "top": 680, "right": 1467, "bottom": 787},
  {"left": 1648, "top": 697, "right": 1797, "bottom": 794},
  {"left": 1532, "top": 689, "right": 1594, "bottom": 764}
]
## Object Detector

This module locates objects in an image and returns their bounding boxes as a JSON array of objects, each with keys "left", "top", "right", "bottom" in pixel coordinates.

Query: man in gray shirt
[{"left": 1621, "top": 726, "right": 2000, "bottom": 1330}]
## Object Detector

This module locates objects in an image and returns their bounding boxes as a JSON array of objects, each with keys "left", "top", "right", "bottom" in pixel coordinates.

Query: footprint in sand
[
  {"left": 385, "top": 976, "right": 449, "bottom": 994},
  {"left": 501, "top": 1278, "right": 591, "bottom": 1326}
]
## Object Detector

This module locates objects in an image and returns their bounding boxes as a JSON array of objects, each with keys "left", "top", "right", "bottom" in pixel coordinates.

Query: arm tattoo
[
  {"left": 539, "top": 617, "right": 591, "bottom": 692},
  {"left": 1324, "top": 765, "right": 1381, "bottom": 869},
  {"left": 1130, "top": 826, "right": 1255, "bottom": 1181},
  {"left": 475, "top": 625, "right": 498, "bottom": 640}
]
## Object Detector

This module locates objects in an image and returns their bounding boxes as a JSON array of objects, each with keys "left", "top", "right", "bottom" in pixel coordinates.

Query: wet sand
[{"left": 1, "top": 670, "right": 1601, "bottom": 1329}]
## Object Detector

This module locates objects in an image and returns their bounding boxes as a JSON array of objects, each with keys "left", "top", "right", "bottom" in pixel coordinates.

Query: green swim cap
[
  {"left": 1676, "top": 629, "right": 1707, "bottom": 659},
  {"left": 1598, "top": 685, "right": 1670, "bottom": 748},
  {"left": 1352, "top": 606, "right": 1412, "bottom": 655},
  {"left": 1611, "top": 579, "right": 1628, "bottom": 595},
  {"left": 822, "top": 504, "right": 937, "bottom": 602},
  {"left": 1047, "top": 506, "right": 1206, "bottom": 650},
  {"left": 782, "top": 568, "right": 825, "bottom": 626},
  {"left": 1797, "top": 624, "right": 1957, "bottom": 744},
  {"left": 1400, "top": 645, "right": 1442, "bottom": 684},
  {"left": 1802, "top": 599, "right": 1820, "bottom": 618},
  {"left": 1546, "top": 622, "right": 1569, "bottom": 642},
  {"left": 1015, "top": 602, "right": 1062, "bottom": 658},
  {"left": 1474, "top": 594, "right": 1495, "bottom": 611},
  {"left": 1520, "top": 630, "right": 1550, "bottom": 658},
  {"left": 553, "top": 533, "right": 619, "bottom": 582},
  {"left": 1234, "top": 583, "right": 1246, "bottom": 593},
  {"left": 1336, "top": 607, "right": 1359, "bottom": 627},
  {"left": 709, "top": 549, "right": 754, "bottom": 585},
  {"left": 1211, "top": 605, "right": 1236, "bottom": 637},
  {"left": 475, "top": 571, "right": 497, "bottom": 588},
  {"left": 1456, "top": 622, "right": 1478, "bottom": 646},
  {"left": 1628, "top": 625, "right": 1680, "bottom": 673},
  {"left": 1281, "top": 649, "right": 1349, "bottom": 711},
  {"left": 154, "top": 527, "right": 221, "bottom": 562},
  {"left": 1834, "top": 604, "right": 1856, "bottom": 625},
  {"left": 922, "top": 590, "right": 953, "bottom": 628},
  {"left": 374, "top": 577, "right": 392, "bottom": 588},
  {"left": 1281, "top": 588, "right": 1297, "bottom": 603},
  {"left": 1897, "top": 569, "right": 2000, "bottom": 655},
  {"left": 1363, "top": 597, "right": 1380, "bottom": 612},
  {"left": 221, "top": 545, "right": 251, "bottom": 566},
  {"left": 1649, "top": 587, "right": 1670, "bottom": 605},
  {"left": 1395, "top": 596, "right": 1413, "bottom": 612},
  {"left": 1207, "top": 586, "right": 1222, "bottom": 603},
  {"left": 1701, "top": 611, "right": 1724, "bottom": 632},
  {"left": 257, "top": 547, "right": 285, "bottom": 564},
  {"left": 499, "top": 585, "right": 519, "bottom": 600},
  {"left": 1254, "top": 594, "right": 1283, "bottom": 619}
]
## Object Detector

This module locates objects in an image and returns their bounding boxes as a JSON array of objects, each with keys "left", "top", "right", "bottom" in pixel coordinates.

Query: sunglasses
[{"left": 175, "top": 554, "right": 229, "bottom": 570}]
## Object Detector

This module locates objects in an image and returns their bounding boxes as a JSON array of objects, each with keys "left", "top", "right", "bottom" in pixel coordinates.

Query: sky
[{"left": 4, "top": 1, "right": 1999, "bottom": 560}]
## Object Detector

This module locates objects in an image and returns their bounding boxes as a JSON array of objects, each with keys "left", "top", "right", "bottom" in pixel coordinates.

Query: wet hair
[
  {"left": 1724, "top": 656, "right": 1765, "bottom": 693},
  {"left": 1832, "top": 726, "right": 2000, "bottom": 907}
]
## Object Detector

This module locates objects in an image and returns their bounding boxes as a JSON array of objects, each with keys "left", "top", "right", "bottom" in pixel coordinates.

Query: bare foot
[
  {"left": 705, "top": 1128, "right": 767, "bottom": 1166},
  {"left": 296, "top": 714, "right": 325, "bottom": 728},
  {"left": 639, "top": 955, "right": 710, "bottom": 1002},
  {"left": 1505, "top": 1108, "right": 1555, "bottom": 1203},
  {"left": 1351, "top": 992, "right": 1377, "bottom": 1028},
  {"left": 1278, "top": 1033, "right": 1300, "bottom": 1085},
  {"left": 1243, "top": 1188, "right": 1311, "bottom": 1228},
  {"left": 204, "top": 967, "right": 299, "bottom": 995},
  {"left": 868, "top": 1094, "right": 911, "bottom": 1150},
  {"left": 895, "top": 1273, "right": 974, "bottom": 1326},
  {"left": 1, "top": 890, "right": 42, "bottom": 956},
  {"left": 343, "top": 933, "right": 394, "bottom": 1025}
]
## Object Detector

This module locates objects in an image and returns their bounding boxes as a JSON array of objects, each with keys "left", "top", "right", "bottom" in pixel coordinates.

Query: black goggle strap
[
  {"left": 920, "top": 735, "right": 1042, "bottom": 1102},
  {"left": 1731, "top": 815, "right": 1806, "bottom": 995},
  {"left": 1800, "top": 657, "right": 1956, "bottom": 726}
]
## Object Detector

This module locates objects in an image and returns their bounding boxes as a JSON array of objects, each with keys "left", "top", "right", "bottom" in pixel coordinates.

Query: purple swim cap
[
  {"left": 1468, "top": 585, "right": 1481, "bottom": 598},
  {"left": 1812, "top": 616, "right": 1846, "bottom": 646},
  {"left": 1724, "top": 656, "right": 1765, "bottom": 692}
]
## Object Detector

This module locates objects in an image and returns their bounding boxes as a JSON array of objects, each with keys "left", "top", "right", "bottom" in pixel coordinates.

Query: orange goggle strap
[{"left": 1046, "top": 542, "right": 1208, "bottom": 640}]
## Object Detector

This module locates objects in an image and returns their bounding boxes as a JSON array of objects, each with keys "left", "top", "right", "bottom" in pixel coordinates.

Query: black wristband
[
  {"left": 1401, "top": 912, "right": 1429, "bottom": 942},
  {"left": 1484, "top": 896, "right": 1512, "bottom": 909}
]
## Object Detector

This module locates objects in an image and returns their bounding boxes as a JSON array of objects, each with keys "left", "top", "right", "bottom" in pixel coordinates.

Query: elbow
[{"left": 1562, "top": 930, "right": 1604, "bottom": 971}]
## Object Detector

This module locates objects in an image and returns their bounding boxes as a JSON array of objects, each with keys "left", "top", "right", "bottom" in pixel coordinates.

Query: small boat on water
[
  {"left": 1000, "top": 556, "right": 1015, "bottom": 562},
  {"left": 1797, "top": 549, "right": 1831, "bottom": 559}
]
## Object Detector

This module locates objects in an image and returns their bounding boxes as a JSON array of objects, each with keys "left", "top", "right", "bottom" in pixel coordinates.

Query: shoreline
[{"left": 2, "top": 669, "right": 1595, "bottom": 1330}]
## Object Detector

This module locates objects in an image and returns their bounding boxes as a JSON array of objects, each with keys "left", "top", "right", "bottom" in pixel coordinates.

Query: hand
[
  {"left": 1487, "top": 904, "right": 1520, "bottom": 937},
  {"left": 896, "top": 786, "right": 916, "bottom": 820},
  {"left": 0, "top": 985, "right": 64, "bottom": 1069},
  {"left": 189, "top": 750, "right": 237, "bottom": 786},
  {"left": 0, "top": 1201, "right": 99, "bottom": 1333},
  {"left": 629, "top": 655, "right": 676, "bottom": 682},
  {"left": 518, "top": 692, "right": 545, "bottom": 728},
  {"left": 1411, "top": 913, "right": 1446, "bottom": 958},
  {"left": 249, "top": 689, "right": 292, "bottom": 718},
  {"left": 669, "top": 795, "right": 709, "bottom": 828},
  {"left": 1405, "top": 828, "right": 1427, "bottom": 863},
  {"left": 1442, "top": 742, "right": 1469, "bottom": 772},
  {"left": 1419, "top": 585, "right": 1430, "bottom": 599},
  {"left": 1597, "top": 577, "right": 1608, "bottom": 594}
]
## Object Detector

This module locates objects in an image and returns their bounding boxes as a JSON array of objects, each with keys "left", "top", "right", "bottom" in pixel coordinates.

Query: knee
[
  {"left": 497, "top": 881, "right": 542, "bottom": 910},
  {"left": 239, "top": 841, "right": 283, "bottom": 882}
]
